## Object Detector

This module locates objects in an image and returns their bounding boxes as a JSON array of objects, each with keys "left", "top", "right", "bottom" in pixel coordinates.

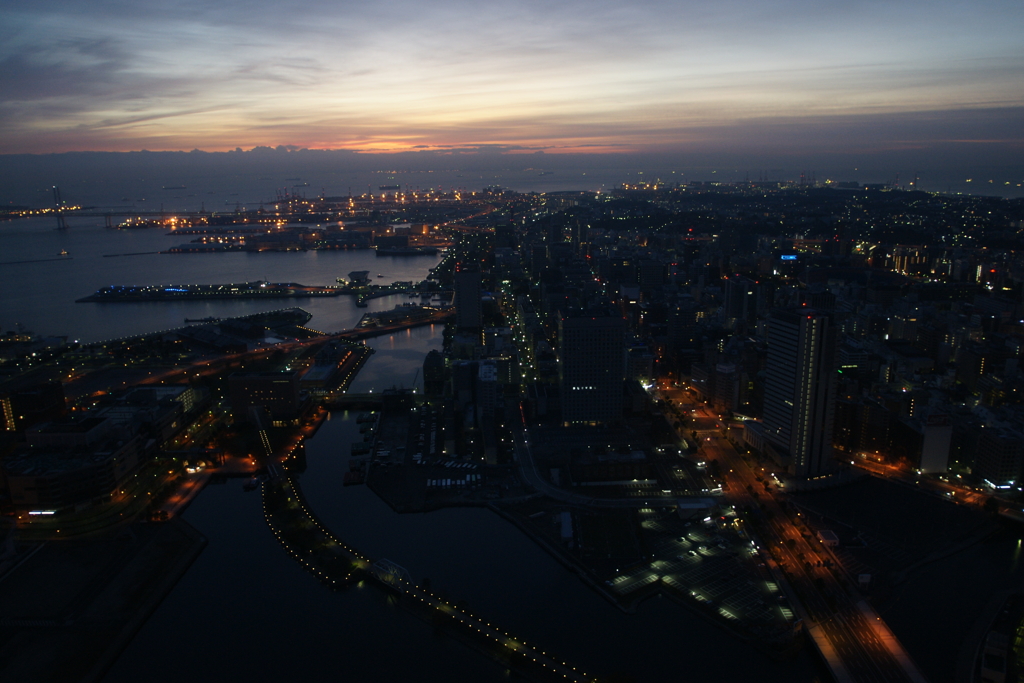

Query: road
[
  {"left": 689, "top": 405, "right": 927, "bottom": 683},
  {"left": 511, "top": 422, "right": 719, "bottom": 510},
  {"left": 853, "top": 458, "right": 986, "bottom": 507}
]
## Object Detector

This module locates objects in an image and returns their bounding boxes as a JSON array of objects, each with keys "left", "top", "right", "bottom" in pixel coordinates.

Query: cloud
[
  {"left": 0, "top": 42, "right": 130, "bottom": 102},
  {"left": 1, "top": 0, "right": 1023, "bottom": 159}
]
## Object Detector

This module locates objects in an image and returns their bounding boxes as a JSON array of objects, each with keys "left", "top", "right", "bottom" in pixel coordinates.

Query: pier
[
  {"left": 76, "top": 281, "right": 343, "bottom": 303},
  {"left": 338, "top": 308, "right": 453, "bottom": 340}
]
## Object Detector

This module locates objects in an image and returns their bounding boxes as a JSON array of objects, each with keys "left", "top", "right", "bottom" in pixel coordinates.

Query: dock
[{"left": 76, "top": 281, "right": 343, "bottom": 303}]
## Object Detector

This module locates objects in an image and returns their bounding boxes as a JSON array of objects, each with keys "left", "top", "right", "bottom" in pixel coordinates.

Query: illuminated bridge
[{"left": 262, "top": 476, "right": 595, "bottom": 683}]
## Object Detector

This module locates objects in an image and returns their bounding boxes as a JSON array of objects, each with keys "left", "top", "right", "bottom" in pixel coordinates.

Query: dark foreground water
[
  {"left": 105, "top": 406, "right": 1024, "bottom": 683},
  {"left": 96, "top": 332, "right": 1024, "bottom": 683},
  {"left": 104, "top": 407, "right": 824, "bottom": 683}
]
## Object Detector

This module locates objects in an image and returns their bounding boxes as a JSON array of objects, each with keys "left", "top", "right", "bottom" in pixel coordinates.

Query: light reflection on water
[
  {"left": 350, "top": 325, "right": 443, "bottom": 393},
  {"left": 14, "top": 212, "right": 1012, "bottom": 682},
  {"left": 0, "top": 217, "right": 440, "bottom": 342},
  {"left": 105, "top": 370, "right": 820, "bottom": 683}
]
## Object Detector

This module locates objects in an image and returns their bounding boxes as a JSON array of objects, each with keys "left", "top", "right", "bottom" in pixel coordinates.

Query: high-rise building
[
  {"left": 975, "top": 426, "right": 1023, "bottom": 488},
  {"left": 422, "top": 350, "right": 446, "bottom": 396},
  {"left": 668, "top": 299, "right": 698, "bottom": 349},
  {"left": 454, "top": 269, "right": 482, "bottom": 330},
  {"left": 724, "top": 276, "right": 756, "bottom": 327},
  {"left": 762, "top": 309, "right": 838, "bottom": 477},
  {"left": 477, "top": 361, "right": 499, "bottom": 416},
  {"left": 1, "top": 381, "right": 66, "bottom": 433},
  {"left": 559, "top": 314, "right": 626, "bottom": 425}
]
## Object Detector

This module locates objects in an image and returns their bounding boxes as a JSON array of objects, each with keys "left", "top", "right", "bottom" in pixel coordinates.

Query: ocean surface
[
  {"left": 0, "top": 216, "right": 442, "bottom": 345},
  {"left": 3, "top": 154, "right": 1021, "bottom": 217}
]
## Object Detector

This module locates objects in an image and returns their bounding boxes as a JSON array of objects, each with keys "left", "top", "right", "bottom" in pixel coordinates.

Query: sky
[{"left": 1, "top": 0, "right": 1023, "bottom": 173}]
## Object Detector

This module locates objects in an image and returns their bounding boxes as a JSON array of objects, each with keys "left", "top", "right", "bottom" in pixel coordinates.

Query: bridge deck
[{"left": 263, "top": 476, "right": 593, "bottom": 682}]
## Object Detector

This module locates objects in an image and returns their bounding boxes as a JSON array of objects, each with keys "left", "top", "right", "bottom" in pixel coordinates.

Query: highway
[
  {"left": 689, "top": 405, "right": 928, "bottom": 683},
  {"left": 852, "top": 458, "right": 986, "bottom": 507}
]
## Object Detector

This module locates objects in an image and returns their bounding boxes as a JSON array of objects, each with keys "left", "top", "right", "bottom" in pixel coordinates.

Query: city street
[
  {"left": 683, "top": 403, "right": 928, "bottom": 683},
  {"left": 511, "top": 424, "right": 718, "bottom": 510}
]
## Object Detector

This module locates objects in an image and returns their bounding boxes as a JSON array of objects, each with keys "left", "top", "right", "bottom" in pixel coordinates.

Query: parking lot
[{"left": 606, "top": 508, "right": 797, "bottom": 636}]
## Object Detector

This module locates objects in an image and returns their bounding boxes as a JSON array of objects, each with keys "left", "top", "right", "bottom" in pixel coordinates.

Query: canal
[{"left": 104, "top": 329, "right": 824, "bottom": 683}]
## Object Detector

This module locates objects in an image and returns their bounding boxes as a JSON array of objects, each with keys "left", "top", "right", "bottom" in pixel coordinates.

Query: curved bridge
[
  {"left": 370, "top": 558, "right": 412, "bottom": 589},
  {"left": 262, "top": 475, "right": 595, "bottom": 683}
]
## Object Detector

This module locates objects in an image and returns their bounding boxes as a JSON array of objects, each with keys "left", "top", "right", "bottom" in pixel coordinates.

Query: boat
[
  {"left": 117, "top": 218, "right": 163, "bottom": 229},
  {"left": 58, "top": 249, "right": 69, "bottom": 256},
  {"left": 377, "top": 274, "right": 384, "bottom": 278}
]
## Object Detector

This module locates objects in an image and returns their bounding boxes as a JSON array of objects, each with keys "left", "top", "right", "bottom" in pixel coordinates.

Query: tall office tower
[
  {"left": 454, "top": 269, "right": 482, "bottom": 330},
  {"left": 559, "top": 314, "right": 626, "bottom": 426},
  {"left": 422, "top": 350, "right": 446, "bottom": 396},
  {"left": 762, "top": 309, "right": 838, "bottom": 477},
  {"left": 667, "top": 298, "right": 698, "bottom": 350},
  {"left": 724, "top": 276, "right": 756, "bottom": 328},
  {"left": 638, "top": 259, "right": 667, "bottom": 288},
  {"left": 571, "top": 220, "right": 589, "bottom": 256}
]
